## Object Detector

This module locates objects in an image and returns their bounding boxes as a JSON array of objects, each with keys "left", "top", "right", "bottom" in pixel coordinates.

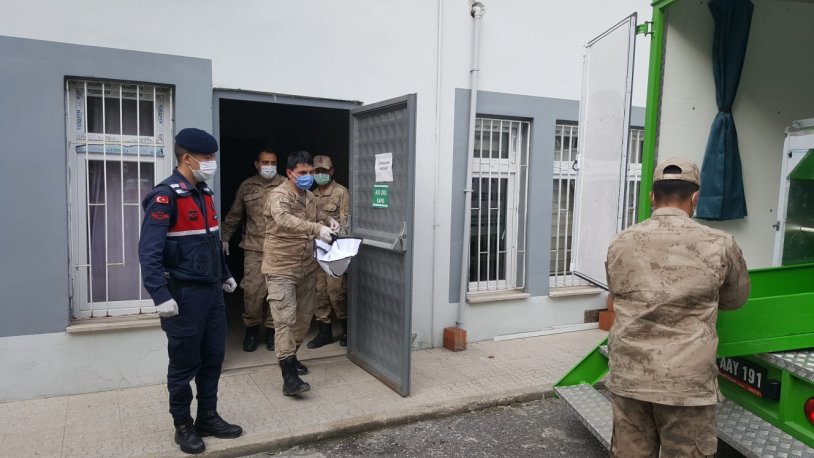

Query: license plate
[{"left": 717, "top": 356, "right": 780, "bottom": 401}]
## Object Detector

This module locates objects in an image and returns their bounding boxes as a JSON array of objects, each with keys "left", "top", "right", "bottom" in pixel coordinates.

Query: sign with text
[{"left": 372, "top": 184, "right": 390, "bottom": 208}]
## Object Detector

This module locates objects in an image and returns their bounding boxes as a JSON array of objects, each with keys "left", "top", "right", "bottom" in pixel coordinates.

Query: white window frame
[
  {"left": 468, "top": 117, "right": 531, "bottom": 295},
  {"left": 66, "top": 80, "right": 174, "bottom": 318},
  {"left": 550, "top": 123, "right": 644, "bottom": 290}
]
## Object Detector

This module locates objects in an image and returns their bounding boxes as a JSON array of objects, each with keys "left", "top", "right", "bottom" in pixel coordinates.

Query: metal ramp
[
  {"left": 554, "top": 383, "right": 612, "bottom": 449},
  {"left": 556, "top": 381, "right": 814, "bottom": 458},
  {"left": 556, "top": 347, "right": 814, "bottom": 457},
  {"left": 718, "top": 398, "right": 814, "bottom": 458}
]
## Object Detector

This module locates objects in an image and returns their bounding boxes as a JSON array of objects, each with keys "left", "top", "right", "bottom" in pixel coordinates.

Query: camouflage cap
[
  {"left": 313, "top": 155, "right": 333, "bottom": 169},
  {"left": 653, "top": 157, "right": 700, "bottom": 186}
]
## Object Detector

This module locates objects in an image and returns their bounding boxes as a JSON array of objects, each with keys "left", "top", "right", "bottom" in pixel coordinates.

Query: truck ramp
[{"left": 556, "top": 346, "right": 814, "bottom": 457}]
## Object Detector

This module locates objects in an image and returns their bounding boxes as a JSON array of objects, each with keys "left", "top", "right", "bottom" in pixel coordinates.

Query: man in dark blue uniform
[{"left": 138, "top": 127, "right": 243, "bottom": 454}]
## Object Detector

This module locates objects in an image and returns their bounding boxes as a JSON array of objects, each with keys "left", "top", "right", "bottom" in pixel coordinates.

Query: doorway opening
[{"left": 216, "top": 91, "right": 357, "bottom": 371}]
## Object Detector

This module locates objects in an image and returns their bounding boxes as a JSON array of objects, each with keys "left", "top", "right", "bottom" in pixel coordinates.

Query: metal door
[
  {"left": 571, "top": 14, "right": 637, "bottom": 288},
  {"left": 347, "top": 94, "right": 416, "bottom": 396}
]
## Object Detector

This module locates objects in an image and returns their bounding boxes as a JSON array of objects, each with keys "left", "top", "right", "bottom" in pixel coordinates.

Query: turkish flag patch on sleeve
[{"left": 155, "top": 195, "right": 170, "bottom": 204}]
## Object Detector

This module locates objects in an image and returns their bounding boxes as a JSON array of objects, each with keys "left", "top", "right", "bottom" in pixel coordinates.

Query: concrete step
[{"left": 556, "top": 383, "right": 814, "bottom": 457}]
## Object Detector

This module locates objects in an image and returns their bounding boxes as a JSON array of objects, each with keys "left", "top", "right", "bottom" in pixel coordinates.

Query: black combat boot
[
  {"left": 243, "top": 325, "right": 259, "bottom": 352},
  {"left": 280, "top": 356, "right": 311, "bottom": 396},
  {"left": 339, "top": 319, "right": 348, "bottom": 347},
  {"left": 265, "top": 327, "right": 275, "bottom": 351},
  {"left": 175, "top": 421, "right": 206, "bottom": 454},
  {"left": 306, "top": 321, "right": 334, "bottom": 349},
  {"left": 194, "top": 410, "right": 243, "bottom": 439},
  {"left": 293, "top": 354, "right": 309, "bottom": 375}
]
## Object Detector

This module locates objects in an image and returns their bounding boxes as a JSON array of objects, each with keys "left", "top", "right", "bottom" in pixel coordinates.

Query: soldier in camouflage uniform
[
  {"left": 307, "top": 155, "right": 350, "bottom": 349},
  {"left": 221, "top": 149, "right": 286, "bottom": 352},
  {"left": 262, "top": 150, "right": 340, "bottom": 396},
  {"left": 605, "top": 157, "right": 750, "bottom": 457}
]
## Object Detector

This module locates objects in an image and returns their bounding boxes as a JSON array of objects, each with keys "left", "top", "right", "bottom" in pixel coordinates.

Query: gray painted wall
[
  {"left": 0, "top": 36, "right": 212, "bottom": 337},
  {"left": 448, "top": 89, "right": 644, "bottom": 302}
]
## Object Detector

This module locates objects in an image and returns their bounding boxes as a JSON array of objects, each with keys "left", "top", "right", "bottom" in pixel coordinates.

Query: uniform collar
[
  {"left": 255, "top": 173, "right": 285, "bottom": 187},
  {"left": 171, "top": 167, "right": 200, "bottom": 191},
  {"left": 315, "top": 180, "right": 335, "bottom": 194},
  {"left": 652, "top": 207, "right": 691, "bottom": 218}
]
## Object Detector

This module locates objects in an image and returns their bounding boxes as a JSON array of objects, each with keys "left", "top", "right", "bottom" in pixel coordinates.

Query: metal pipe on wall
[{"left": 456, "top": 1, "right": 485, "bottom": 327}]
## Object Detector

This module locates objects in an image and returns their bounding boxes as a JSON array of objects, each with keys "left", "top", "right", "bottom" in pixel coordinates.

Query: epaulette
[{"left": 168, "top": 183, "right": 192, "bottom": 197}]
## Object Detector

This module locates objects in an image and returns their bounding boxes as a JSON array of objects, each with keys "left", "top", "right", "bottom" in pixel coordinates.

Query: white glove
[
  {"left": 223, "top": 277, "right": 237, "bottom": 293},
  {"left": 329, "top": 218, "right": 341, "bottom": 233},
  {"left": 222, "top": 241, "right": 230, "bottom": 256},
  {"left": 156, "top": 299, "right": 179, "bottom": 318},
  {"left": 318, "top": 225, "right": 336, "bottom": 244}
]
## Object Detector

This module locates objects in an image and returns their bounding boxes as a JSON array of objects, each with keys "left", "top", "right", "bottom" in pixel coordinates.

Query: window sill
[
  {"left": 548, "top": 285, "right": 605, "bottom": 298},
  {"left": 66, "top": 314, "right": 161, "bottom": 334},
  {"left": 466, "top": 290, "right": 530, "bottom": 304}
]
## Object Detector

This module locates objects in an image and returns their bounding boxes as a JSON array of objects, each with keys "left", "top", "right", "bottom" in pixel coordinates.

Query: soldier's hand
[
  {"left": 318, "top": 225, "right": 336, "bottom": 244},
  {"left": 223, "top": 277, "right": 238, "bottom": 293},
  {"left": 222, "top": 241, "right": 230, "bottom": 256},
  {"left": 156, "top": 299, "right": 179, "bottom": 318},
  {"left": 329, "top": 218, "right": 341, "bottom": 233}
]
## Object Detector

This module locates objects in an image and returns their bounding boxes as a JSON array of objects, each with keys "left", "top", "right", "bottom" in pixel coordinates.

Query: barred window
[
  {"left": 550, "top": 123, "right": 644, "bottom": 289},
  {"left": 66, "top": 80, "right": 174, "bottom": 318},
  {"left": 467, "top": 117, "right": 531, "bottom": 295}
]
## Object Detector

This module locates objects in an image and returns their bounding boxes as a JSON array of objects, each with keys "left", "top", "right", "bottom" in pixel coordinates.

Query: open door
[
  {"left": 347, "top": 94, "right": 416, "bottom": 397},
  {"left": 571, "top": 14, "right": 637, "bottom": 288}
]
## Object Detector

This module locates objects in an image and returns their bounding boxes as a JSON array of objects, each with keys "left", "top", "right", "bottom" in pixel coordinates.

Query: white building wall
[{"left": 0, "top": 0, "right": 653, "bottom": 399}]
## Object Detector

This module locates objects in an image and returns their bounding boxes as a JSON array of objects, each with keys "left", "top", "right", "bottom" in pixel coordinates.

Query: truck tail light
[{"left": 804, "top": 398, "right": 814, "bottom": 425}]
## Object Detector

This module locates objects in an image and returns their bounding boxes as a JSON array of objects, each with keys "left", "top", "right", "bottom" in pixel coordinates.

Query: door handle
[{"left": 361, "top": 221, "right": 408, "bottom": 252}]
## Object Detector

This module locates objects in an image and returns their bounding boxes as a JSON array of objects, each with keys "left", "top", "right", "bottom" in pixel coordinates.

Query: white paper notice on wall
[{"left": 375, "top": 152, "right": 394, "bottom": 182}]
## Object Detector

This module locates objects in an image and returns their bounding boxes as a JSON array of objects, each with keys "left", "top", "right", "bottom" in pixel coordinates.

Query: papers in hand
[{"left": 314, "top": 237, "right": 362, "bottom": 278}]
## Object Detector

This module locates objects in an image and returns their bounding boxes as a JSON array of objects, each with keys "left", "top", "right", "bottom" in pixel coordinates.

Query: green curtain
[{"left": 696, "top": 0, "right": 754, "bottom": 220}]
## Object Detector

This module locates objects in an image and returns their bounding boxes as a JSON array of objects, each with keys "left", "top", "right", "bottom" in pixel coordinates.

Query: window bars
[
  {"left": 550, "top": 124, "right": 644, "bottom": 289},
  {"left": 66, "top": 80, "right": 173, "bottom": 318},
  {"left": 468, "top": 118, "right": 531, "bottom": 294}
]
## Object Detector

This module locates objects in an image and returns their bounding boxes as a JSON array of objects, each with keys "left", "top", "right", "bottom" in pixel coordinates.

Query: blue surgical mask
[{"left": 295, "top": 174, "right": 314, "bottom": 190}]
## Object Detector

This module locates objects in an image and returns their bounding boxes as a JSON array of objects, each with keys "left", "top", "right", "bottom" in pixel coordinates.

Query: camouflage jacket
[
  {"left": 606, "top": 207, "right": 750, "bottom": 406},
  {"left": 221, "top": 174, "right": 286, "bottom": 252},
  {"left": 313, "top": 180, "right": 350, "bottom": 234},
  {"left": 261, "top": 181, "right": 330, "bottom": 279}
]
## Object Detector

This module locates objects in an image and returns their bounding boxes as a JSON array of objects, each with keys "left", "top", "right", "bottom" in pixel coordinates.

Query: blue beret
[{"left": 175, "top": 128, "right": 219, "bottom": 154}]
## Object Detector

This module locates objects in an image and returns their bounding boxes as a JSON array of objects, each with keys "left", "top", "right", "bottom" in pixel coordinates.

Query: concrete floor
[{"left": 223, "top": 293, "right": 346, "bottom": 372}]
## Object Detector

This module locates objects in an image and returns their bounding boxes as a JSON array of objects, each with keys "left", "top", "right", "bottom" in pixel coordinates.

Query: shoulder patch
[{"left": 155, "top": 195, "right": 170, "bottom": 205}]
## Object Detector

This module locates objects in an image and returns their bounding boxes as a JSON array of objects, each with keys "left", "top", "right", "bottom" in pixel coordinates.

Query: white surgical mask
[
  {"left": 259, "top": 166, "right": 277, "bottom": 180},
  {"left": 190, "top": 156, "right": 217, "bottom": 182}
]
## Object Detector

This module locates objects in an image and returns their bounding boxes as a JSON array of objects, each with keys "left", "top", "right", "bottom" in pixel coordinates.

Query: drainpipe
[
  {"left": 430, "top": 0, "right": 444, "bottom": 347},
  {"left": 456, "top": 1, "right": 485, "bottom": 328}
]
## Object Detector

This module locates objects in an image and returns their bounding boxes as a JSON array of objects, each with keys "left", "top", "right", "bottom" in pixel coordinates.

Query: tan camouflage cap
[
  {"left": 313, "top": 155, "right": 333, "bottom": 169},
  {"left": 653, "top": 157, "right": 700, "bottom": 186}
]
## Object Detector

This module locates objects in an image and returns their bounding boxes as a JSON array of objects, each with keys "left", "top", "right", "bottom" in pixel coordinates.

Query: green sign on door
[{"left": 372, "top": 184, "right": 389, "bottom": 208}]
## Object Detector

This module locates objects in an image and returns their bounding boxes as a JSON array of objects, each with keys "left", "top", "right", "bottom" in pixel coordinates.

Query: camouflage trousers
[
  {"left": 265, "top": 273, "right": 316, "bottom": 360},
  {"left": 611, "top": 394, "right": 717, "bottom": 458},
  {"left": 241, "top": 250, "right": 274, "bottom": 328},
  {"left": 314, "top": 269, "right": 347, "bottom": 323}
]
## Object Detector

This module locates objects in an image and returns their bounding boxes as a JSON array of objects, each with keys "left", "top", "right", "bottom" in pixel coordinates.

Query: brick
[
  {"left": 598, "top": 311, "right": 616, "bottom": 331},
  {"left": 443, "top": 326, "right": 467, "bottom": 352}
]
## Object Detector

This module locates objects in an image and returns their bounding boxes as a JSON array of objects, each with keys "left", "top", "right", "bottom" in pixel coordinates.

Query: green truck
[{"left": 555, "top": 1, "right": 814, "bottom": 455}]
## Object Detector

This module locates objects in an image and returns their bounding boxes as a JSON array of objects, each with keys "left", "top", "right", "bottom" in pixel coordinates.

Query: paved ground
[
  {"left": 0, "top": 329, "right": 607, "bottom": 457},
  {"left": 248, "top": 396, "right": 745, "bottom": 458}
]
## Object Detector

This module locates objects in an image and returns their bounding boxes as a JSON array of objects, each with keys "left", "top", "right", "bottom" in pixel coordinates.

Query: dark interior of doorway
[{"left": 218, "top": 97, "right": 351, "bottom": 369}]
